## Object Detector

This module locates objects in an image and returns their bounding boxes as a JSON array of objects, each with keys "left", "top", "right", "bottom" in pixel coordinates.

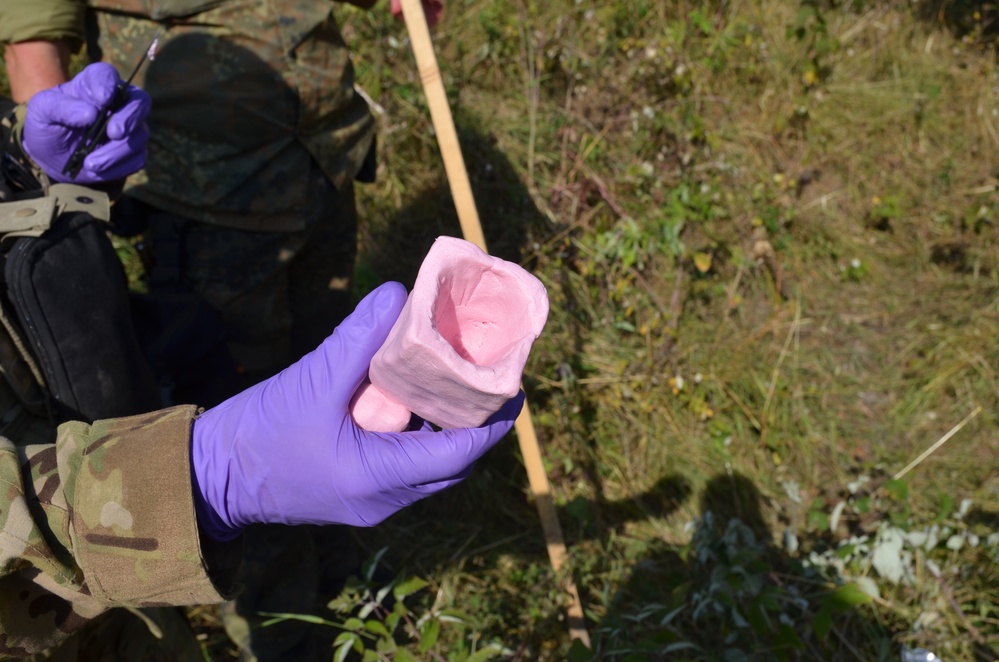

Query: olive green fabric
[
  {"left": 0, "top": 0, "right": 85, "bottom": 50},
  {"left": 0, "top": 405, "right": 240, "bottom": 658},
  {"left": 0, "top": 0, "right": 375, "bottom": 233}
]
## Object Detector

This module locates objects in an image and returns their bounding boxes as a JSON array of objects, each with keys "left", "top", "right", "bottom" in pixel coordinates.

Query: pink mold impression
[{"left": 350, "top": 236, "right": 549, "bottom": 432}]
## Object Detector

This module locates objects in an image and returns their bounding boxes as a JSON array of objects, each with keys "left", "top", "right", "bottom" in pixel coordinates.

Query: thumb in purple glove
[
  {"left": 23, "top": 62, "right": 151, "bottom": 185},
  {"left": 191, "top": 281, "right": 523, "bottom": 541}
]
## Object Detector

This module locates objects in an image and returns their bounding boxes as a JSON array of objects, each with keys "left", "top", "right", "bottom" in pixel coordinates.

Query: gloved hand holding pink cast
[
  {"left": 190, "top": 238, "right": 548, "bottom": 541},
  {"left": 21, "top": 60, "right": 549, "bottom": 543}
]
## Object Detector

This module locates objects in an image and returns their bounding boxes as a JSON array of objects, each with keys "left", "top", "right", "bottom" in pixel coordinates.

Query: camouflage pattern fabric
[
  {"left": 144, "top": 173, "right": 358, "bottom": 380},
  {"left": 0, "top": 1, "right": 371, "bottom": 375},
  {"left": 30, "top": 606, "right": 204, "bottom": 662},
  {"left": 0, "top": 405, "right": 240, "bottom": 658},
  {"left": 0, "top": 3, "right": 373, "bottom": 657}
]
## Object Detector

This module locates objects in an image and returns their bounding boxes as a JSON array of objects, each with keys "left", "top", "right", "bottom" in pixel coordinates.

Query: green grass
[{"left": 340, "top": 1, "right": 999, "bottom": 659}]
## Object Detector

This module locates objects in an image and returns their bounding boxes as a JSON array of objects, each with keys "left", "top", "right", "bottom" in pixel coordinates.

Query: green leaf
[
  {"left": 419, "top": 618, "right": 440, "bottom": 653},
  {"left": 826, "top": 583, "right": 873, "bottom": 611},
  {"left": 358, "top": 601, "right": 377, "bottom": 619},
  {"left": 334, "top": 634, "right": 358, "bottom": 662},
  {"left": 466, "top": 643, "right": 506, "bottom": 662},
  {"left": 566, "top": 638, "right": 593, "bottom": 662},
  {"left": 775, "top": 623, "right": 803, "bottom": 649},
  {"left": 566, "top": 496, "right": 594, "bottom": 525},
  {"left": 436, "top": 609, "right": 468, "bottom": 625},
  {"left": 835, "top": 543, "right": 856, "bottom": 559},
  {"left": 807, "top": 508, "right": 829, "bottom": 531},
  {"left": 375, "top": 583, "right": 393, "bottom": 605},
  {"left": 796, "top": 5, "right": 817, "bottom": 24},
  {"left": 343, "top": 617, "right": 365, "bottom": 632},
  {"left": 363, "top": 547, "right": 389, "bottom": 582},
  {"left": 394, "top": 576, "right": 430, "bottom": 600},
  {"left": 258, "top": 612, "right": 338, "bottom": 627},
  {"left": 814, "top": 607, "right": 832, "bottom": 640},
  {"left": 885, "top": 478, "right": 909, "bottom": 501},
  {"left": 394, "top": 648, "right": 420, "bottom": 662},
  {"left": 853, "top": 576, "right": 881, "bottom": 600},
  {"left": 365, "top": 620, "right": 390, "bottom": 637},
  {"left": 936, "top": 493, "right": 955, "bottom": 522},
  {"left": 326, "top": 597, "right": 354, "bottom": 614}
]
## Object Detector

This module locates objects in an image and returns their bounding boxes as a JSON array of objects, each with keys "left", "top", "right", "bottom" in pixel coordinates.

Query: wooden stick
[{"left": 399, "top": 0, "right": 590, "bottom": 646}]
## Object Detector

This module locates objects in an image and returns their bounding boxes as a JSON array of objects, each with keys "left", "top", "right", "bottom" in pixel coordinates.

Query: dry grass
[{"left": 345, "top": 1, "right": 998, "bottom": 659}]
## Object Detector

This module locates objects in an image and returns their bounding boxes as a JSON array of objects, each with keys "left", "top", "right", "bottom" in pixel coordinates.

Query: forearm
[
  {"left": 4, "top": 40, "right": 71, "bottom": 103},
  {"left": 0, "top": 406, "right": 239, "bottom": 656},
  {"left": 48, "top": 406, "right": 240, "bottom": 605}
]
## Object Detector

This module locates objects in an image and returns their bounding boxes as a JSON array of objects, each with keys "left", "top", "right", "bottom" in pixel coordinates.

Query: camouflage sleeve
[
  {"left": 0, "top": 0, "right": 86, "bottom": 47},
  {"left": 0, "top": 405, "right": 242, "bottom": 657}
]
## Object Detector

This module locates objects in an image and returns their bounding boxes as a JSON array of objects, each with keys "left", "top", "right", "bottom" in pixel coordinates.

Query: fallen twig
[{"left": 893, "top": 406, "right": 982, "bottom": 480}]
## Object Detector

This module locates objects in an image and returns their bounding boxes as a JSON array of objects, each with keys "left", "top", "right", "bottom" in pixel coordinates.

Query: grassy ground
[
  {"left": 5, "top": 0, "right": 998, "bottom": 659},
  {"left": 337, "top": 1, "right": 999, "bottom": 659}
]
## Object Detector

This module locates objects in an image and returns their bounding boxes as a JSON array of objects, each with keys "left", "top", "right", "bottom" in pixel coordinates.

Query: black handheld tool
[{"left": 62, "top": 31, "right": 161, "bottom": 179}]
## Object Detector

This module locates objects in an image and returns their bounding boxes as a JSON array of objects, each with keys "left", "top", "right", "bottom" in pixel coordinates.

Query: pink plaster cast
[
  {"left": 348, "top": 380, "right": 413, "bottom": 433},
  {"left": 350, "top": 236, "right": 549, "bottom": 432}
]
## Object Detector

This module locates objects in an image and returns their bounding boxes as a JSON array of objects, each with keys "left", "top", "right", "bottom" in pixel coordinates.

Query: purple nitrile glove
[
  {"left": 23, "top": 62, "right": 151, "bottom": 185},
  {"left": 190, "top": 281, "right": 524, "bottom": 541}
]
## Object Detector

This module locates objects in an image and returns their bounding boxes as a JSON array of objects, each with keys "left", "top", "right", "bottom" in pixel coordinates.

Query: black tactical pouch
[{"left": 0, "top": 184, "right": 162, "bottom": 424}]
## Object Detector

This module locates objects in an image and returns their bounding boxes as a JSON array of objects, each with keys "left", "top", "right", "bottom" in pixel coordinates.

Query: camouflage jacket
[
  {"left": 0, "top": 0, "right": 376, "bottom": 232},
  {"left": 0, "top": 405, "right": 241, "bottom": 659},
  {"left": 0, "top": 98, "right": 240, "bottom": 658}
]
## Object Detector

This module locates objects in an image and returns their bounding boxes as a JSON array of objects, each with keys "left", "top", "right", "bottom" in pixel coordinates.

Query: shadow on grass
[
  {"left": 588, "top": 472, "right": 899, "bottom": 661},
  {"left": 912, "top": 0, "right": 999, "bottom": 42},
  {"left": 357, "top": 112, "right": 546, "bottom": 289},
  {"left": 347, "top": 116, "right": 906, "bottom": 660},
  {"left": 360, "top": 463, "right": 906, "bottom": 659}
]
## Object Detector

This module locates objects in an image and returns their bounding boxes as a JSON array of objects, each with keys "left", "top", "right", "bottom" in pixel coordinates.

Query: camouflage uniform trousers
[
  {"left": 142, "top": 165, "right": 359, "bottom": 387},
  {"left": 220, "top": 524, "right": 363, "bottom": 661},
  {"left": 135, "top": 165, "right": 362, "bottom": 661},
  {"left": 28, "top": 608, "right": 204, "bottom": 662}
]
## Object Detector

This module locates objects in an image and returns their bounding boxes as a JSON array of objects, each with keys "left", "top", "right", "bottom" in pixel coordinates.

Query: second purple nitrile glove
[
  {"left": 23, "top": 62, "right": 151, "bottom": 185},
  {"left": 190, "top": 282, "right": 523, "bottom": 541}
]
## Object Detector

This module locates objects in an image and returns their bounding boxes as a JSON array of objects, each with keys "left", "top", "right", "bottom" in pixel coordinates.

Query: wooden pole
[{"left": 399, "top": 0, "right": 590, "bottom": 646}]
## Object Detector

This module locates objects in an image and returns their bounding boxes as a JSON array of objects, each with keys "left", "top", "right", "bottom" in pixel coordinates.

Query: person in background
[
  {"left": 1, "top": 0, "right": 441, "bottom": 391},
  {"left": 1, "top": 56, "right": 512, "bottom": 660}
]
